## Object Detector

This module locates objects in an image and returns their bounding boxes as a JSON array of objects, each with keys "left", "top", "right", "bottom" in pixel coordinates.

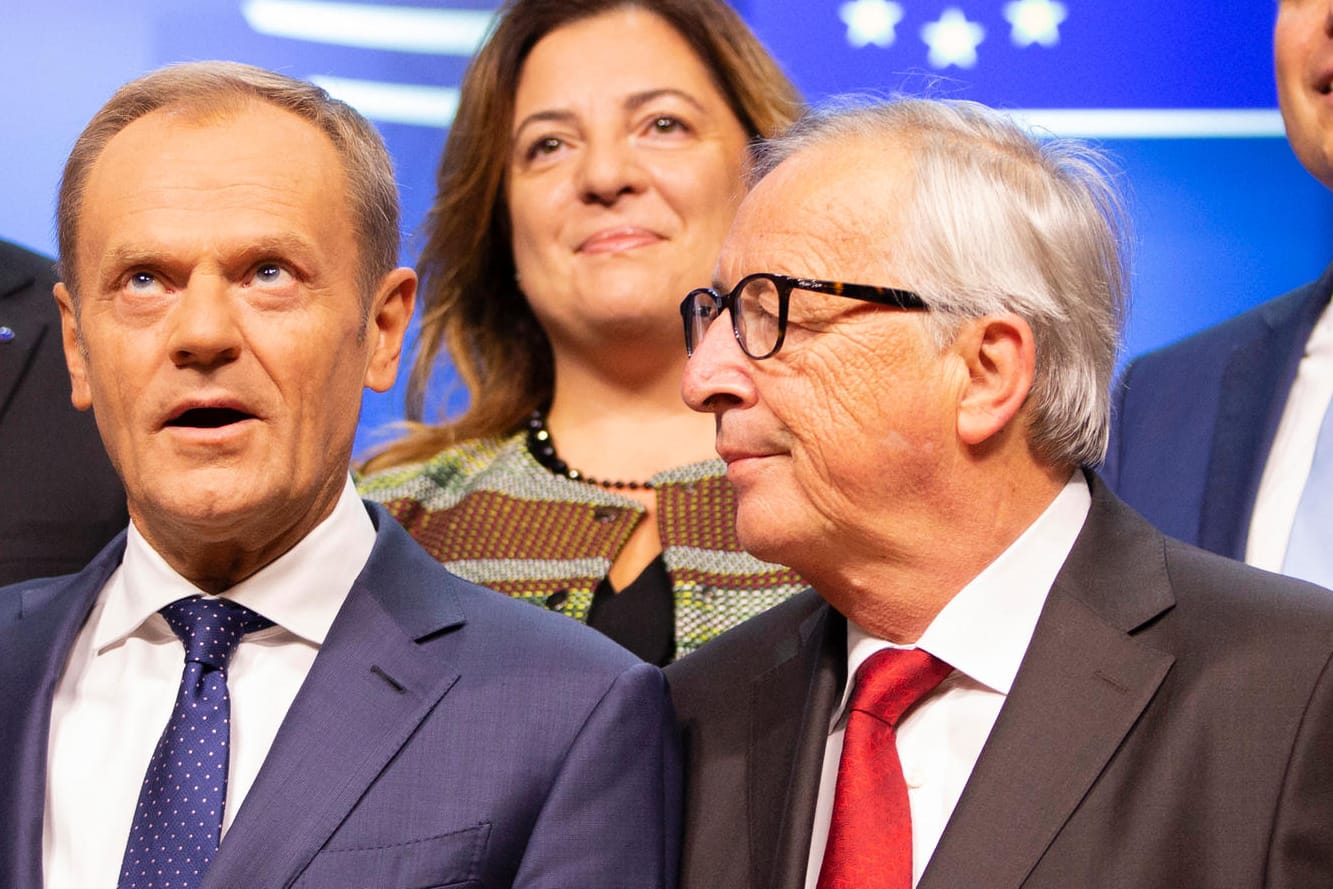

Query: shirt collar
[
  {"left": 835, "top": 472, "right": 1092, "bottom": 722},
  {"left": 94, "top": 477, "right": 377, "bottom": 652}
]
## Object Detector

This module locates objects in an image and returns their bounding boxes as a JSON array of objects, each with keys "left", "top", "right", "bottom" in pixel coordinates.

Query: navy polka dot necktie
[{"left": 118, "top": 596, "right": 273, "bottom": 889}]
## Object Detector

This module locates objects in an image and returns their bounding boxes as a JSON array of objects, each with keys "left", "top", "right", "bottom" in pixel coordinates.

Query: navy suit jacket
[
  {"left": 0, "top": 502, "right": 680, "bottom": 888},
  {"left": 0, "top": 239, "right": 126, "bottom": 584},
  {"left": 1103, "top": 263, "right": 1333, "bottom": 558},
  {"left": 667, "top": 477, "right": 1333, "bottom": 888}
]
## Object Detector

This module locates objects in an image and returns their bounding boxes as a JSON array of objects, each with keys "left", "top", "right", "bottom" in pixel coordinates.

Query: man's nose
[
  {"left": 167, "top": 276, "right": 243, "bottom": 369},
  {"left": 681, "top": 313, "right": 755, "bottom": 415}
]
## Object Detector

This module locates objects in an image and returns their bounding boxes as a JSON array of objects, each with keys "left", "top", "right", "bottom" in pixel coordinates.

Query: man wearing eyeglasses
[{"left": 665, "top": 98, "right": 1333, "bottom": 889}]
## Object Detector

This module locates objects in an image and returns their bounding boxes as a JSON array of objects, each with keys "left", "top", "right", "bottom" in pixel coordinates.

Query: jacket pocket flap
[{"left": 291, "top": 821, "right": 491, "bottom": 889}]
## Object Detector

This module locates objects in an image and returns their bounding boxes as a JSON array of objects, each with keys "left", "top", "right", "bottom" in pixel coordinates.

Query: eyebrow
[
  {"left": 95, "top": 246, "right": 170, "bottom": 291},
  {"left": 625, "top": 87, "right": 707, "bottom": 114},
  {"left": 512, "top": 88, "right": 709, "bottom": 138},
  {"left": 97, "top": 234, "right": 318, "bottom": 285},
  {"left": 230, "top": 234, "right": 318, "bottom": 262}
]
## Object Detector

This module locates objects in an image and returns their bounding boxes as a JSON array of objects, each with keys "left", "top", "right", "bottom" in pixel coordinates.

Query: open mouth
[{"left": 166, "top": 407, "right": 254, "bottom": 429}]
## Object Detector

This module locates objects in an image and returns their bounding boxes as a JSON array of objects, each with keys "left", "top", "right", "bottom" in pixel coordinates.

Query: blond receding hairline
[{"left": 57, "top": 61, "right": 400, "bottom": 311}]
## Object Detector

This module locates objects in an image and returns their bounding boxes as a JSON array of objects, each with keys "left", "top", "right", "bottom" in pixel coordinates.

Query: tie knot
[
  {"left": 848, "top": 648, "right": 953, "bottom": 728},
  {"left": 160, "top": 596, "right": 273, "bottom": 671}
]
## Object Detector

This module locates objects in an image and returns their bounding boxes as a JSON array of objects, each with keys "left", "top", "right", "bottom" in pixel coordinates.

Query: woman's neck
[{"left": 544, "top": 349, "right": 720, "bottom": 479}]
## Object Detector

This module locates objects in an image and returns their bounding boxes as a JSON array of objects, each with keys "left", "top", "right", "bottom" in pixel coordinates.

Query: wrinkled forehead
[
  {"left": 719, "top": 136, "right": 917, "bottom": 284},
  {"left": 74, "top": 102, "right": 353, "bottom": 283},
  {"left": 78, "top": 99, "right": 338, "bottom": 224}
]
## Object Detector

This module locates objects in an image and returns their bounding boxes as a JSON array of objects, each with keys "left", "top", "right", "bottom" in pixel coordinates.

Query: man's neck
[
  {"left": 819, "top": 463, "right": 1077, "bottom": 643},
  {"left": 129, "top": 478, "right": 348, "bottom": 593}
]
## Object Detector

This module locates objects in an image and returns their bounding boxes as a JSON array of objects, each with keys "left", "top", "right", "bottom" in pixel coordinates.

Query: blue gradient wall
[{"left": 4, "top": 1, "right": 1328, "bottom": 456}]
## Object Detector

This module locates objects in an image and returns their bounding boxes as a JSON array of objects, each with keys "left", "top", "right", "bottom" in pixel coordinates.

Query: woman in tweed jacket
[{"left": 359, "top": 0, "right": 805, "bottom": 663}]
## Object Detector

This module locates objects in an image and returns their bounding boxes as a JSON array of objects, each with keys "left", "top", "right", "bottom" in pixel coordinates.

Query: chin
[
  {"left": 734, "top": 517, "right": 797, "bottom": 570},
  {"left": 139, "top": 472, "right": 273, "bottom": 529}
]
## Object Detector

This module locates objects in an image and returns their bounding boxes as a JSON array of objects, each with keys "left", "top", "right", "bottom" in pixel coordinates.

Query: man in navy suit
[
  {"left": 0, "top": 61, "right": 678, "bottom": 888},
  {"left": 1103, "top": 2, "right": 1333, "bottom": 569}
]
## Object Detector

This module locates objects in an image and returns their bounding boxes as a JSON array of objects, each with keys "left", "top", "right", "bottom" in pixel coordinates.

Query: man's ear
[
  {"left": 953, "top": 313, "right": 1036, "bottom": 446},
  {"left": 363, "top": 267, "right": 417, "bottom": 393},
  {"left": 53, "top": 282, "right": 93, "bottom": 411}
]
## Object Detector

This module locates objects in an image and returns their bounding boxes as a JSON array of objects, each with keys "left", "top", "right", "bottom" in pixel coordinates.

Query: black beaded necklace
[{"left": 525, "top": 410, "right": 656, "bottom": 491}]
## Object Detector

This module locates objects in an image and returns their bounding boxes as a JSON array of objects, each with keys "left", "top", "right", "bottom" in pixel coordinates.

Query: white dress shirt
[
  {"left": 1247, "top": 300, "right": 1333, "bottom": 572},
  {"left": 804, "top": 473, "right": 1091, "bottom": 889},
  {"left": 43, "top": 477, "right": 376, "bottom": 889}
]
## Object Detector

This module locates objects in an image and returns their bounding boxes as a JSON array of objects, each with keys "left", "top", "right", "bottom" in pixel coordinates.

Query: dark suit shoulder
[
  {"left": 1158, "top": 534, "right": 1333, "bottom": 648},
  {"left": 667, "top": 588, "right": 822, "bottom": 676},
  {"left": 0, "top": 239, "right": 57, "bottom": 300},
  {"left": 1124, "top": 278, "right": 1327, "bottom": 386},
  {"left": 1076, "top": 479, "right": 1333, "bottom": 645},
  {"left": 666, "top": 588, "right": 824, "bottom": 711},
  {"left": 0, "top": 573, "right": 75, "bottom": 623},
  {"left": 919, "top": 499, "right": 1333, "bottom": 887},
  {"left": 0, "top": 532, "right": 125, "bottom": 626},
  {"left": 0, "top": 239, "right": 127, "bottom": 585}
]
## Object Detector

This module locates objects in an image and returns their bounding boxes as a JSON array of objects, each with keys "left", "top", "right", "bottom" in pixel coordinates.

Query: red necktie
[{"left": 816, "top": 648, "right": 953, "bottom": 889}]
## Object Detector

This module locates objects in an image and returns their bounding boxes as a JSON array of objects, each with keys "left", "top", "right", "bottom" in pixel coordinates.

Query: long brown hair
[{"left": 362, "top": 0, "right": 802, "bottom": 472}]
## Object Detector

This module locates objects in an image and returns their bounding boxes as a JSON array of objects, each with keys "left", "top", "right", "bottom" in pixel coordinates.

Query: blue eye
[
  {"left": 126, "top": 271, "right": 161, "bottom": 293},
  {"left": 253, "top": 263, "right": 291, "bottom": 285}
]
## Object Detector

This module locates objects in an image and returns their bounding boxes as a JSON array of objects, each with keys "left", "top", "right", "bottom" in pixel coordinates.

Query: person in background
[
  {"left": 0, "top": 60, "right": 678, "bottom": 889},
  {"left": 0, "top": 237, "right": 126, "bottom": 584},
  {"left": 1104, "top": 0, "right": 1333, "bottom": 586},
  {"left": 359, "top": 0, "right": 806, "bottom": 664},
  {"left": 666, "top": 96, "right": 1333, "bottom": 888}
]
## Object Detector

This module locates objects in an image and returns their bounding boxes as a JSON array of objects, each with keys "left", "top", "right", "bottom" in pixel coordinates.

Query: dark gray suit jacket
[
  {"left": 0, "top": 238, "right": 126, "bottom": 584},
  {"left": 0, "top": 502, "right": 680, "bottom": 888},
  {"left": 666, "top": 476, "right": 1333, "bottom": 888}
]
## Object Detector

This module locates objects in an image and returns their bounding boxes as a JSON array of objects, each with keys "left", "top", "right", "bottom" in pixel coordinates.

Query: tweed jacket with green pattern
[{"left": 358, "top": 431, "right": 805, "bottom": 658}]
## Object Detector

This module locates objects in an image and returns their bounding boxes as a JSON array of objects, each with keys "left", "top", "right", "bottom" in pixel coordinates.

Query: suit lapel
[
  {"left": 0, "top": 541, "right": 122, "bottom": 888},
  {"left": 1199, "top": 271, "right": 1332, "bottom": 557},
  {"left": 204, "top": 508, "right": 467, "bottom": 889},
  {"left": 920, "top": 480, "right": 1175, "bottom": 889},
  {"left": 748, "top": 599, "right": 845, "bottom": 889},
  {"left": 919, "top": 596, "right": 1172, "bottom": 888}
]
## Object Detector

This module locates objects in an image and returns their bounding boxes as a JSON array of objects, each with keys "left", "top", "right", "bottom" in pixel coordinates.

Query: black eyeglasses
[{"left": 681, "top": 272, "right": 928, "bottom": 359}]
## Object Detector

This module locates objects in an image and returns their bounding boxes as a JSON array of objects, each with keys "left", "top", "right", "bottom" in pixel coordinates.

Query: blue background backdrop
[{"left": 3, "top": 0, "right": 1329, "bottom": 457}]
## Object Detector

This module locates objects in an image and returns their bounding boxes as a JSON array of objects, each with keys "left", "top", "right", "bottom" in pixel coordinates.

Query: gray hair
[
  {"left": 752, "top": 97, "right": 1129, "bottom": 468},
  {"left": 57, "top": 60, "right": 400, "bottom": 310}
]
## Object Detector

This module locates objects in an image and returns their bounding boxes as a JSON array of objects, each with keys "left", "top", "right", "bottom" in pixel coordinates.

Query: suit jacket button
[{"left": 545, "top": 589, "right": 569, "bottom": 610}]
